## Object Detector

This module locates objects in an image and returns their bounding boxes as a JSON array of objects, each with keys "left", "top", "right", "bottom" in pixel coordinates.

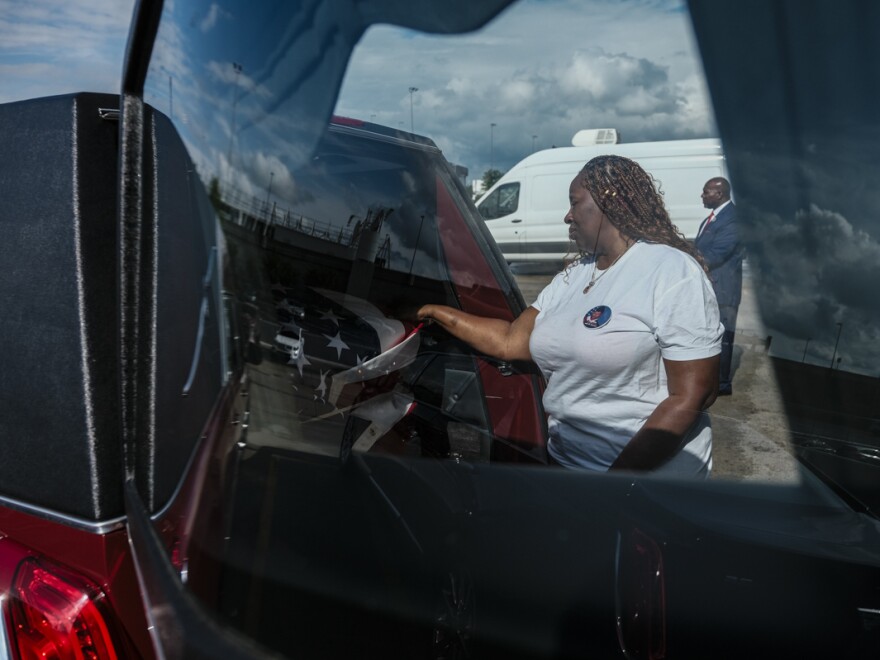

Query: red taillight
[
  {"left": 330, "top": 114, "right": 365, "bottom": 127},
  {"left": 169, "top": 537, "right": 184, "bottom": 573},
  {"left": 9, "top": 557, "right": 119, "bottom": 660}
]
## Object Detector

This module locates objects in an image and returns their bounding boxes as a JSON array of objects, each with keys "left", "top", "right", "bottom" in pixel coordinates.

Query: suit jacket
[{"left": 694, "top": 202, "right": 743, "bottom": 308}]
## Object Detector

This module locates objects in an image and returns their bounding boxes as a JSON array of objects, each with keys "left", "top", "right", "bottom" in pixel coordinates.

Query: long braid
[{"left": 578, "top": 155, "right": 707, "bottom": 271}]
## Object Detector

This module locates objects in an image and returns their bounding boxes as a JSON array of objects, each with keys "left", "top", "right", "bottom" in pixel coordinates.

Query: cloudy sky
[
  {"left": 737, "top": 152, "right": 880, "bottom": 377},
  {"left": 5, "top": 0, "right": 880, "bottom": 378},
  {"left": 1, "top": 0, "right": 716, "bottom": 181},
  {"left": 336, "top": 0, "right": 716, "bottom": 177},
  {"left": 0, "top": 0, "right": 134, "bottom": 104}
]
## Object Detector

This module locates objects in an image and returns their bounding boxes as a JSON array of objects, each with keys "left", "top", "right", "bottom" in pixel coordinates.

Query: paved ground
[{"left": 514, "top": 266, "right": 800, "bottom": 483}]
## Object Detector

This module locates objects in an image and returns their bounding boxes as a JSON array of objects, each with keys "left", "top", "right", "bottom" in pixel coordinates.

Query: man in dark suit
[{"left": 695, "top": 177, "right": 743, "bottom": 395}]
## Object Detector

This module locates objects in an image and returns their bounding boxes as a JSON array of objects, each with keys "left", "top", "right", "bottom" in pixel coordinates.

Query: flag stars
[
  {"left": 315, "top": 370, "right": 329, "bottom": 401},
  {"left": 320, "top": 308, "right": 341, "bottom": 326},
  {"left": 291, "top": 343, "right": 311, "bottom": 377},
  {"left": 324, "top": 332, "right": 350, "bottom": 359}
]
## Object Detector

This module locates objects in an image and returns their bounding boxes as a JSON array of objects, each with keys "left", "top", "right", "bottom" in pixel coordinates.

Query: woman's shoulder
[
  {"left": 630, "top": 242, "right": 707, "bottom": 289},
  {"left": 534, "top": 257, "right": 590, "bottom": 308},
  {"left": 637, "top": 241, "right": 702, "bottom": 270}
]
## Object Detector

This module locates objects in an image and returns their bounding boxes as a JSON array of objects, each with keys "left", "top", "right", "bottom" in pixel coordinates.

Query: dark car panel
[
  {"left": 0, "top": 92, "right": 121, "bottom": 521},
  {"left": 689, "top": 0, "right": 880, "bottom": 516},
  {"left": 3, "top": 0, "right": 880, "bottom": 659},
  {"left": 144, "top": 105, "right": 231, "bottom": 513},
  {"left": 123, "top": 0, "right": 880, "bottom": 658}
]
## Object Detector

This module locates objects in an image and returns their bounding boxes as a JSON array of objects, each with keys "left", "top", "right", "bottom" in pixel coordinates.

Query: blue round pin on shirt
[{"left": 583, "top": 305, "right": 612, "bottom": 329}]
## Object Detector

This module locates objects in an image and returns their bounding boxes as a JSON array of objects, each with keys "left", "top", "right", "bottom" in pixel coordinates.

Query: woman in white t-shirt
[{"left": 418, "top": 155, "right": 723, "bottom": 477}]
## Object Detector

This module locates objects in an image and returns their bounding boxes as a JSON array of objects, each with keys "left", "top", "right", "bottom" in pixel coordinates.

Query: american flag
[{"left": 278, "top": 288, "right": 422, "bottom": 449}]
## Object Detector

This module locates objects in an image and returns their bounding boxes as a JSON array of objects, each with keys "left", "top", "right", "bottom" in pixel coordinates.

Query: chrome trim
[
  {"left": 148, "top": 408, "right": 216, "bottom": 523},
  {"left": 72, "top": 98, "right": 104, "bottom": 517},
  {"left": 124, "top": 512, "right": 169, "bottom": 660},
  {"left": 0, "top": 494, "right": 125, "bottom": 535},
  {"left": 147, "top": 115, "right": 159, "bottom": 507},
  {"left": 147, "top": 370, "right": 247, "bottom": 524},
  {"left": 182, "top": 248, "right": 218, "bottom": 395},
  {"left": 328, "top": 123, "right": 442, "bottom": 154},
  {"left": 613, "top": 530, "right": 630, "bottom": 659},
  {"left": 0, "top": 595, "right": 10, "bottom": 660},
  {"left": 98, "top": 107, "right": 120, "bottom": 121}
]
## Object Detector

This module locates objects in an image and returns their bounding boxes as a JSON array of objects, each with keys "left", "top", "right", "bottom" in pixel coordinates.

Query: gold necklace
[{"left": 583, "top": 244, "right": 632, "bottom": 294}]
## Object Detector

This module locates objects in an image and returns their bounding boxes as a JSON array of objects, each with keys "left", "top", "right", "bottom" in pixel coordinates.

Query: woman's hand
[{"left": 413, "top": 304, "right": 538, "bottom": 362}]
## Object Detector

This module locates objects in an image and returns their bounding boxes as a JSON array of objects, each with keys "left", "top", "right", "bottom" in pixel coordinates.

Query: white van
[{"left": 476, "top": 137, "right": 726, "bottom": 263}]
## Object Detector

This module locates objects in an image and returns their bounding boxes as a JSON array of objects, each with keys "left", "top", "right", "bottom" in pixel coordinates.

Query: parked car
[
  {"left": 271, "top": 327, "right": 302, "bottom": 361},
  {"left": 1, "top": 0, "right": 880, "bottom": 659}
]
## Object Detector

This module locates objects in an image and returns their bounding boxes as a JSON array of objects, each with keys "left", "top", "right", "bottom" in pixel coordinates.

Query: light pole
[
  {"left": 802, "top": 337, "right": 811, "bottom": 363},
  {"left": 408, "top": 87, "right": 418, "bottom": 132},
  {"left": 490, "top": 122, "right": 497, "bottom": 170},
  {"left": 227, "top": 62, "right": 243, "bottom": 163},
  {"left": 159, "top": 66, "right": 173, "bottom": 119},
  {"left": 266, "top": 171, "right": 274, "bottom": 216},
  {"left": 830, "top": 322, "right": 843, "bottom": 368}
]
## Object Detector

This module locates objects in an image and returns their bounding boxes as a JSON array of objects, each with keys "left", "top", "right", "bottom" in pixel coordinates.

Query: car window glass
[
  {"left": 130, "top": 0, "right": 880, "bottom": 656},
  {"left": 688, "top": 1, "right": 880, "bottom": 511},
  {"left": 335, "top": 0, "right": 800, "bottom": 485},
  {"left": 143, "top": 2, "right": 802, "bottom": 497},
  {"left": 479, "top": 182, "right": 521, "bottom": 219}
]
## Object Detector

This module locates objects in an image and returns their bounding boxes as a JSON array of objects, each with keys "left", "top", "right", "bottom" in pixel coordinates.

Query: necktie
[{"left": 698, "top": 211, "right": 715, "bottom": 237}]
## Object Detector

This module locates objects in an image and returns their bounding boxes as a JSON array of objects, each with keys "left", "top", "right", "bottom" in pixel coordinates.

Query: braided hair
[{"left": 575, "top": 155, "right": 706, "bottom": 270}]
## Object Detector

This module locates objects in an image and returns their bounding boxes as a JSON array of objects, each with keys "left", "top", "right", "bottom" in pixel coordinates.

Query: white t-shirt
[{"left": 530, "top": 241, "right": 723, "bottom": 477}]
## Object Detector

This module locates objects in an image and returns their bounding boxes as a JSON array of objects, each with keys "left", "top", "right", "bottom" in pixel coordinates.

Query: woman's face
[{"left": 564, "top": 176, "right": 605, "bottom": 252}]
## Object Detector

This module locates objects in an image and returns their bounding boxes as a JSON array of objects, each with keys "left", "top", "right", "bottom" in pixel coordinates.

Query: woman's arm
[
  {"left": 610, "top": 355, "right": 719, "bottom": 471},
  {"left": 417, "top": 304, "right": 538, "bottom": 362}
]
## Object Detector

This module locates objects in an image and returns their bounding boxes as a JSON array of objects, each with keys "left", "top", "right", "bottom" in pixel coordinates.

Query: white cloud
[
  {"left": 199, "top": 3, "right": 228, "bottom": 32},
  {"left": 336, "top": 0, "right": 715, "bottom": 178},
  {"left": 0, "top": 0, "right": 135, "bottom": 103},
  {"left": 748, "top": 203, "right": 880, "bottom": 373},
  {"left": 500, "top": 79, "right": 535, "bottom": 106},
  {"left": 1, "top": 0, "right": 715, "bottom": 200}
]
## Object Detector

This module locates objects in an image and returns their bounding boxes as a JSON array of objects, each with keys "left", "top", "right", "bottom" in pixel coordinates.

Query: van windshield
[{"left": 479, "top": 181, "right": 520, "bottom": 220}]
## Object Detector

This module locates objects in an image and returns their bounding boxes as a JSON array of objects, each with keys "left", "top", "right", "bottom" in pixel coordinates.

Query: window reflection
[
  {"left": 212, "top": 125, "right": 546, "bottom": 462},
  {"left": 335, "top": 0, "right": 804, "bottom": 484},
  {"left": 143, "top": 0, "right": 807, "bottom": 488},
  {"left": 144, "top": 0, "right": 543, "bottom": 469},
  {"left": 126, "top": 0, "right": 880, "bottom": 655}
]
